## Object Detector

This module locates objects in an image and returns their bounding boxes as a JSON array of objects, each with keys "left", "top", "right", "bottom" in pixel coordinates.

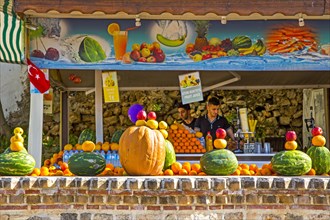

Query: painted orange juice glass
[{"left": 113, "top": 31, "right": 128, "bottom": 60}]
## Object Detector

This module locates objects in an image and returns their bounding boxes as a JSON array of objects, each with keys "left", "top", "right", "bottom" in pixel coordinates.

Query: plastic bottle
[
  {"left": 206, "top": 131, "right": 213, "bottom": 152},
  {"left": 106, "top": 151, "right": 111, "bottom": 164},
  {"left": 63, "top": 150, "right": 69, "bottom": 163},
  {"left": 100, "top": 150, "right": 106, "bottom": 159}
]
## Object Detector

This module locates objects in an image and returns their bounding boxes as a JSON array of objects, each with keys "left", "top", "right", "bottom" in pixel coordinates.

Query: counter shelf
[{"left": 176, "top": 153, "right": 276, "bottom": 167}]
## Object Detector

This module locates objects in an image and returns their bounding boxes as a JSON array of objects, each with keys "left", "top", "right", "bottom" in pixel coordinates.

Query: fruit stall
[{"left": 1, "top": 0, "right": 330, "bottom": 219}]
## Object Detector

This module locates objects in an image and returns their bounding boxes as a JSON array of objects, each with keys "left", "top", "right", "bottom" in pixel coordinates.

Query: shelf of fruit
[
  {"left": 0, "top": 119, "right": 329, "bottom": 177},
  {"left": 186, "top": 35, "right": 266, "bottom": 62}
]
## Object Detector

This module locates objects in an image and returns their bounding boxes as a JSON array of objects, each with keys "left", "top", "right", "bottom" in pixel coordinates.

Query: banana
[
  {"left": 238, "top": 45, "right": 256, "bottom": 55},
  {"left": 156, "top": 34, "right": 186, "bottom": 47},
  {"left": 253, "top": 39, "right": 266, "bottom": 56}
]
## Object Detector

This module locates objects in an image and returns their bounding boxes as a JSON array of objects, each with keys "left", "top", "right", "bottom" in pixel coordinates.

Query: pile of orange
[
  {"left": 231, "top": 163, "right": 276, "bottom": 176},
  {"left": 163, "top": 162, "right": 206, "bottom": 176},
  {"left": 168, "top": 124, "right": 206, "bottom": 154}
]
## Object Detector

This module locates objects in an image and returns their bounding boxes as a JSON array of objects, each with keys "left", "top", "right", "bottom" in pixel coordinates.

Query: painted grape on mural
[{"left": 29, "top": 18, "right": 330, "bottom": 70}]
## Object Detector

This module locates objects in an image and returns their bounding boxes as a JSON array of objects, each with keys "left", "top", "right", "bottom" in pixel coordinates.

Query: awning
[
  {"left": 0, "top": 0, "right": 24, "bottom": 64},
  {"left": 51, "top": 70, "right": 330, "bottom": 91},
  {"left": 14, "top": 0, "right": 330, "bottom": 19}
]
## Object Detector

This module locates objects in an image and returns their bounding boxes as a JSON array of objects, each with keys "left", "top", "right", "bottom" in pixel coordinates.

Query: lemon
[
  {"left": 107, "top": 23, "right": 120, "bottom": 36},
  {"left": 159, "top": 121, "right": 168, "bottom": 130},
  {"left": 146, "top": 120, "right": 159, "bottom": 130},
  {"left": 64, "top": 144, "right": 73, "bottom": 151},
  {"left": 135, "top": 120, "right": 146, "bottom": 126},
  {"left": 159, "top": 129, "right": 168, "bottom": 139},
  {"left": 14, "top": 127, "right": 24, "bottom": 135}
]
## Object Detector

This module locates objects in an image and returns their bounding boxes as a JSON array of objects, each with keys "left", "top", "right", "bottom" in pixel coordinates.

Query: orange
[
  {"left": 191, "top": 163, "right": 201, "bottom": 173},
  {"left": 261, "top": 168, "right": 272, "bottom": 176},
  {"left": 189, "top": 170, "right": 198, "bottom": 175},
  {"left": 182, "top": 162, "right": 191, "bottom": 172},
  {"left": 249, "top": 164, "right": 258, "bottom": 172},
  {"left": 82, "top": 141, "right": 96, "bottom": 152},
  {"left": 312, "top": 135, "right": 326, "bottom": 147},
  {"left": 63, "top": 169, "right": 73, "bottom": 176},
  {"left": 31, "top": 168, "right": 41, "bottom": 176},
  {"left": 240, "top": 163, "right": 250, "bottom": 170},
  {"left": 306, "top": 168, "right": 316, "bottom": 175},
  {"left": 195, "top": 132, "right": 203, "bottom": 138},
  {"left": 231, "top": 169, "right": 241, "bottom": 176},
  {"left": 249, "top": 170, "right": 255, "bottom": 175},
  {"left": 111, "top": 143, "right": 119, "bottom": 151},
  {"left": 106, "top": 163, "right": 115, "bottom": 171},
  {"left": 60, "top": 162, "right": 69, "bottom": 171},
  {"left": 241, "top": 169, "right": 251, "bottom": 175},
  {"left": 178, "top": 169, "right": 188, "bottom": 175},
  {"left": 164, "top": 169, "right": 174, "bottom": 176},
  {"left": 198, "top": 172, "right": 207, "bottom": 176},
  {"left": 40, "top": 166, "right": 50, "bottom": 176},
  {"left": 101, "top": 142, "right": 110, "bottom": 151},
  {"left": 285, "top": 140, "right": 298, "bottom": 150},
  {"left": 170, "top": 124, "right": 178, "bottom": 130},
  {"left": 43, "top": 159, "right": 51, "bottom": 167},
  {"left": 171, "top": 162, "right": 182, "bottom": 174},
  {"left": 64, "top": 144, "right": 73, "bottom": 151},
  {"left": 107, "top": 23, "right": 120, "bottom": 35}
]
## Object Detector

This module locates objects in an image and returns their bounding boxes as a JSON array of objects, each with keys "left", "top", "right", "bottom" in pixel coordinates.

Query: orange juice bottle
[{"left": 206, "top": 132, "right": 213, "bottom": 152}]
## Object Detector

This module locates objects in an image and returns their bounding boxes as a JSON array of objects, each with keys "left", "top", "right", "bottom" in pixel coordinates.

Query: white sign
[{"left": 178, "top": 71, "right": 203, "bottom": 104}]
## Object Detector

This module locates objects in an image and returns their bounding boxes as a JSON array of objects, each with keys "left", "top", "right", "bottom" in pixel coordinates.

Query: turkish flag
[{"left": 27, "top": 58, "right": 50, "bottom": 93}]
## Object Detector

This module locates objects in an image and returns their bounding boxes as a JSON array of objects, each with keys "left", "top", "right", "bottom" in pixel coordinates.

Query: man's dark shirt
[
  {"left": 194, "top": 115, "right": 231, "bottom": 140},
  {"left": 182, "top": 118, "right": 196, "bottom": 130}
]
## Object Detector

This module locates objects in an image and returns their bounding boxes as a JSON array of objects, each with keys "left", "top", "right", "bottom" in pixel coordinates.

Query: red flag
[{"left": 27, "top": 58, "right": 50, "bottom": 93}]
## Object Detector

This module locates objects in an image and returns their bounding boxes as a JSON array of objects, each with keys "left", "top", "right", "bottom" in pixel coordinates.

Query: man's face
[
  {"left": 207, "top": 104, "right": 219, "bottom": 118},
  {"left": 178, "top": 108, "right": 189, "bottom": 120}
]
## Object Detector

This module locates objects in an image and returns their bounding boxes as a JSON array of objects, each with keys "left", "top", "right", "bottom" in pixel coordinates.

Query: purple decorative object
[{"left": 128, "top": 104, "right": 144, "bottom": 123}]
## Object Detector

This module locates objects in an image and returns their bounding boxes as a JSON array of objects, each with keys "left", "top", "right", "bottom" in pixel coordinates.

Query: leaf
[{"left": 29, "top": 25, "right": 44, "bottom": 40}]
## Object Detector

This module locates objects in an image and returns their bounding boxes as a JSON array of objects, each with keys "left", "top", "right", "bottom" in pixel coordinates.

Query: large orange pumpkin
[{"left": 119, "top": 126, "right": 166, "bottom": 175}]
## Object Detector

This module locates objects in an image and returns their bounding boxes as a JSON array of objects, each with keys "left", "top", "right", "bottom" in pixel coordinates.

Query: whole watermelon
[
  {"left": 111, "top": 130, "right": 124, "bottom": 144},
  {"left": 0, "top": 152, "right": 35, "bottom": 176},
  {"left": 271, "top": 150, "right": 312, "bottom": 176},
  {"left": 232, "top": 36, "right": 252, "bottom": 49},
  {"left": 200, "top": 149, "right": 238, "bottom": 175},
  {"left": 78, "top": 128, "right": 96, "bottom": 144},
  {"left": 3, "top": 146, "right": 27, "bottom": 154},
  {"left": 68, "top": 152, "right": 105, "bottom": 176},
  {"left": 306, "top": 146, "right": 330, "bottom": 175},
  {"left": 163, "top": 140, "right": 176, "bottom": 170}
]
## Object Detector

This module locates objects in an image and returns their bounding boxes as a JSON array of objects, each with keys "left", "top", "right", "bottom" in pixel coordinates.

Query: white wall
[{"left": 0, "top": 63, "right": 27, "bottom": 119}]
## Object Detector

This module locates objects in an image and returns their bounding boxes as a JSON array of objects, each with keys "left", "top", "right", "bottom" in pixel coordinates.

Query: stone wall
[
  {"left": 0, "top": 176, "right": 329, "bottom": 220},
  {"left": 43, "top": 89, "right": 303, "bottom": 143}
]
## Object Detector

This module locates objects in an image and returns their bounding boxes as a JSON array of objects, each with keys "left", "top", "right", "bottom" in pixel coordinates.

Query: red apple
[
  {"left": 153, "top": 48, "right": 166, "bottom": 62},
  {"left": 311, "top": 126, "right": 323, "bottom": 136},
  {"left": 140, "top": 42, "right": 148, "bottom": 50},
  {"left": 136, "top": 110, "right": 147, "bottom": 120},
  {"left": 147, "top": 111, "right": 157, "bottom": 120},
  {"left": 285, "top": 131, "right": 297, "bottom": 141},
  {"left": 130, "top": 49, "right": 141, "bottom": 61},
  {"left": 138, "top": 57, "right": 147, "bottom": 62},
  {"left": 216, "top": 128, "right": 226, "bottom": 139},
  {"left": 146, "top": 56, "right": 156, "bottom": 63}
]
